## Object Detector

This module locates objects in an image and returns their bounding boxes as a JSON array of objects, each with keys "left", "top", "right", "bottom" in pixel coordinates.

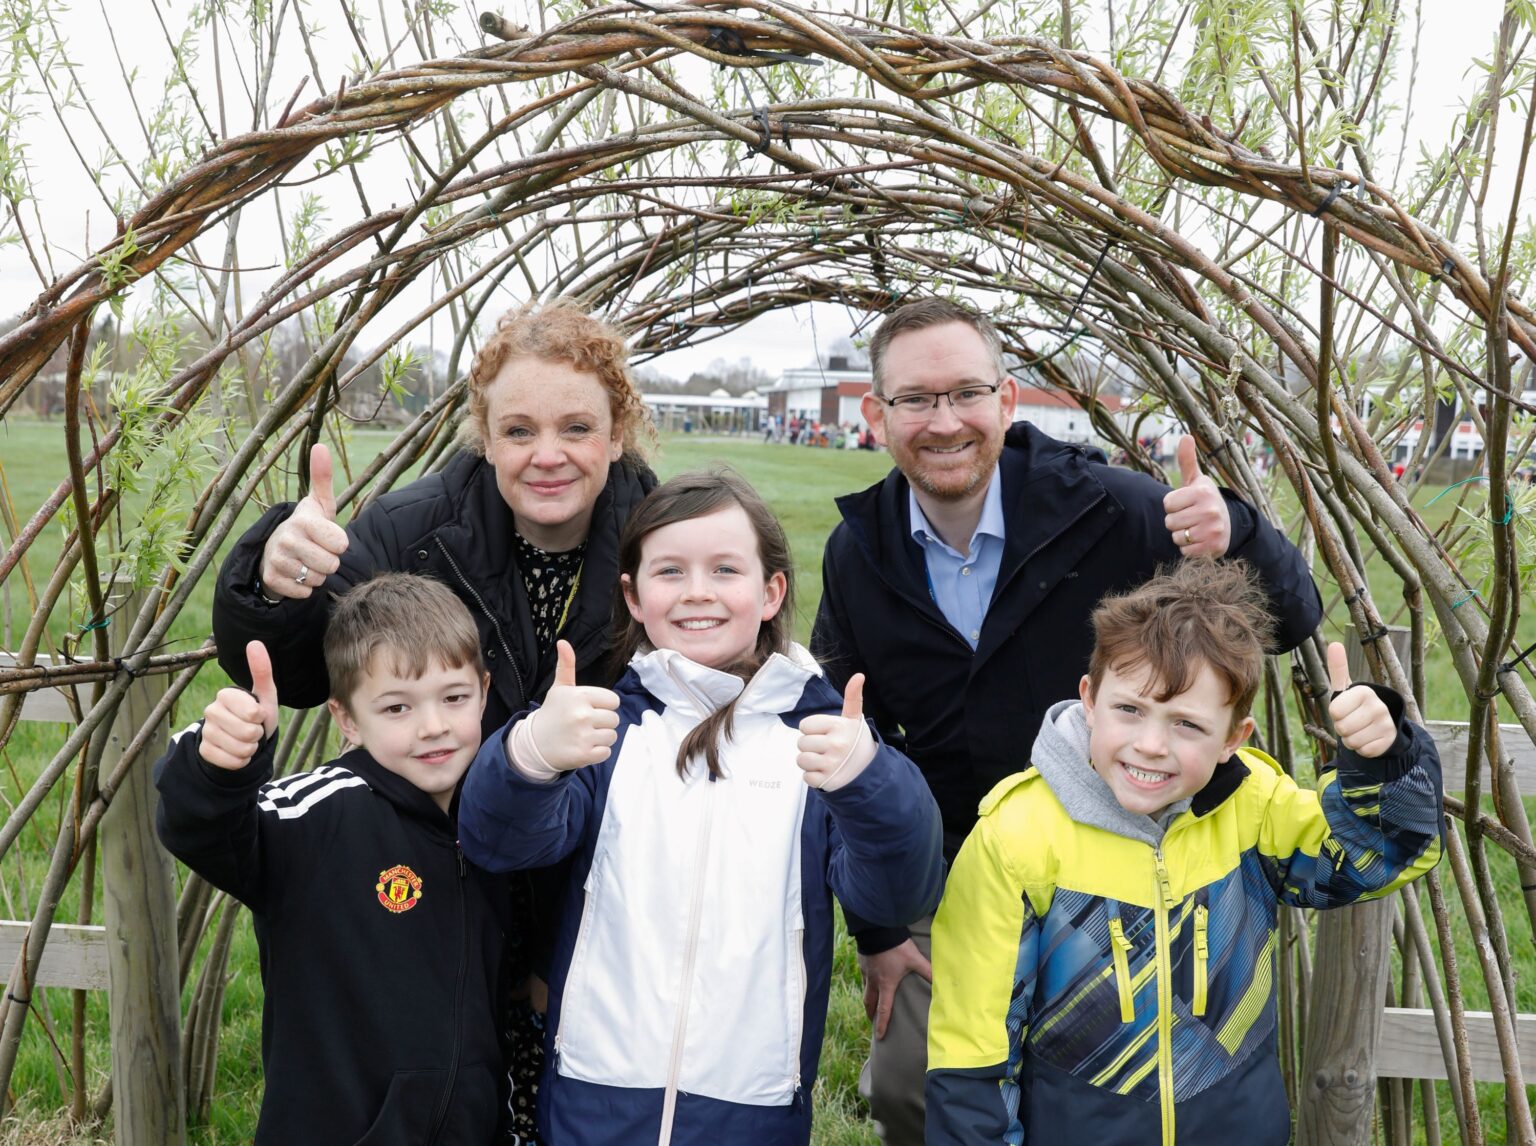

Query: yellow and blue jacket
[{"left": 926, "top": 689, "right": 1443, "bottom": 1146}]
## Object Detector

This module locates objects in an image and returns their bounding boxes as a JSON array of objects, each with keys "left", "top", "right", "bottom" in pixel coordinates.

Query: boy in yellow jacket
[{"left": 926, "top": 560, "right": 1442, "bottom": 1145}]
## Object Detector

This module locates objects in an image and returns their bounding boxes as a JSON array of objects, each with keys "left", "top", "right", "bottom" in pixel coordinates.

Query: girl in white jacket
[{"left": 459, "top": 469, "right": 944, "bottom": 1146}]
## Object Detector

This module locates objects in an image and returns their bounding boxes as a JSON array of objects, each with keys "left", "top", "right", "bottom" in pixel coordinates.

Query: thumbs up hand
[
  {"left": 257, "top": 444, "right": 350, "bottom": 601},
  {"left": 1326, "top": 642, "right": 1398, "bottom": 758},
  {"left": 796, "top": 674, "right": 877, "bottom": 792},
  {"left": 200, "top": 641, "right": 280, "bottom": 770},
  {"left": 523, "top": 641, "right": 622, "bottom": 772},
  {"left": 1163, "top": 434, "right": 1232, "bottom": 558}
]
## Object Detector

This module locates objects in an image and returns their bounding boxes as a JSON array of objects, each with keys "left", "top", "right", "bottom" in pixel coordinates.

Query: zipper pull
[
  {"left": 1152, "top": 850, "right": 1176, "bottom": 909},
  {"left": 455, "top": 842, "right": 467, "bottom": 878}
]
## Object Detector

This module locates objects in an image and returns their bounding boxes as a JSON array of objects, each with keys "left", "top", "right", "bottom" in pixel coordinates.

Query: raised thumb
[
  {"left": 246, "top": 640, "right": 279, "bottom": 735},
  {"left": 554, "top": 639, "right": 578, "bottom": 689},
  {"left": 842, "top": 673, "right": 865, "bottom": 721},
  {"left": 1326, "top": 642, "right": 1352, "bottom": 694},
  {"left": 1177, "top": 434, "right": 1201, "bottom": 487},
  {"left": 308, "top": 443, "right": 337, "bottom": 519}
]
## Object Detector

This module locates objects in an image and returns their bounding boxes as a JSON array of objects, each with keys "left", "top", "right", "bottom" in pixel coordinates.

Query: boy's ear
[
  {"left": 1223, "top": 714, "right": 1256, "bottom": 760},
  {"left": 327, "top": 697, "right": 359, "bottom": 746},
  {"left": 1078, "top": 674, "right": 1095, "bottom": 725},
  {"left": 478, "top": 672, "right": 491, "bottom": 718}
]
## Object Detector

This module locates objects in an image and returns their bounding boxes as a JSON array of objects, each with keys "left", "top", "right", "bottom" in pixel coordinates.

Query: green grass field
[{"left": 0, "top": 418, "right": 1532, "bottom": 1143}]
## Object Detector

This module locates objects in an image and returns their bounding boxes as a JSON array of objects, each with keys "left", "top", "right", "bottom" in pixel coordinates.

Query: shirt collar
[{"left": 908, "top": 468, "right": 1005, "bottom": 555}]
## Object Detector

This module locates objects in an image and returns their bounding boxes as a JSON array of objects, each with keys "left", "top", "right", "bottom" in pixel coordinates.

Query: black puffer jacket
[
  {"left": 213, "top": 450, "right": 656, "bottom": 734},
  {"left": 812, "top": 423, "right": 1324, "bottom": 951},
  {"left": 155, "top": 730, "right": 510, "bottom": 1145}
]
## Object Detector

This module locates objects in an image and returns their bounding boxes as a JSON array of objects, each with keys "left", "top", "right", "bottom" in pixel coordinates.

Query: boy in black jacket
[{"left": 156, "top": 573, "right": 508, "bottom": 1145}]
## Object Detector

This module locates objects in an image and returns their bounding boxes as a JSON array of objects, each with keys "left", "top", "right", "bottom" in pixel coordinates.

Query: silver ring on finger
[
  {"left": 1182, "top": 528, "right": 1194, "bottom": 546},
  {"left": 295, "top": 562, "right": 310, "bottom": 586}
]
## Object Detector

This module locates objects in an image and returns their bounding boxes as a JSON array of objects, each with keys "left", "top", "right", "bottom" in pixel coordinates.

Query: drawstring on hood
[{"left": 1030, "top": 699, "right": 1192, "bottom": 847}]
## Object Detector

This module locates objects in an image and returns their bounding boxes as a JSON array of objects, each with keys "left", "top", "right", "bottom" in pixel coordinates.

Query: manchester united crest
[{"left": 375, "top": 864, "right": 423, "bottom": 913}]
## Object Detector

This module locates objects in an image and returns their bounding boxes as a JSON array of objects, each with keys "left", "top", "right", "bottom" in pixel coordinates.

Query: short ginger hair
[
  {"left": 1086, "top": 560, "right": 1275, "bottom": 733},
  {"left": 867, "top": 297, "right": 1005, "bottom": 396},
  {"left": 324, "top": 573, "right": 483, "bottom": 706}
]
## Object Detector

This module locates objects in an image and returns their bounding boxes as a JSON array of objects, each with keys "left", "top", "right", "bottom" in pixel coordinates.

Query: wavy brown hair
[
  {"left": 457, "top": 298, "right": 653, "bottom": 457},
  {"left": 612, "top": 469, "right": 795, "bottom": 779},
  {"left": 1086, "top": 559, "right": 1276, "bottom": 735}
]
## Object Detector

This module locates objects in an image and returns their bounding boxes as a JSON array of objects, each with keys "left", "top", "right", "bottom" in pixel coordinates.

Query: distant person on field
[
  {"left": 156, "top": 574, "right": 508, "bottom": 1144},
  {"left": 811, "top": 297, "right": 1324, "bottom": 1145},
  {"left": 926, "top": 560, "right": 1443, "bottom": 1144}
]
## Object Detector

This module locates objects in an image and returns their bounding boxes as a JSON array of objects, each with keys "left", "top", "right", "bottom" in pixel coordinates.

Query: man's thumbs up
[
  {"left": 796, "top": 674, "right": 876, "bottom": 791},
  {"left": 199, "top": 640, "right": 280, "bottom": 771},
  {"left": 256, "top": 443, "right": 351, "bottom": 601},
  {"left": 1163, "top": 433, "right": 1232, "bottom": 558},
  {"left": 1326, "top": 641, "right": 1398, "bottom": 758},
  {"left": 513, "top": 640, "right": 622, "bottom": 776}
]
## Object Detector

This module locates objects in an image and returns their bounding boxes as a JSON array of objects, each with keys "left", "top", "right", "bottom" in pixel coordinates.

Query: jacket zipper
[
  {"left": 1152, "top": 849, "right": 1176, "bottom": 1146},
  {"left": 657, "top": 772, "right": 719, "bottom": 1146},
  {"left": 436, "top": 537, "right": 525, "bottom": 707},
  {"left": 1108, "top": 917, "right": 1136, "bottom": 1023},
  {"left": 1193, "top": 904, "right": 1209, "bottom": 1018},
  {"left": 425, "top": 842, "right": 470, "bottom": 1144}
]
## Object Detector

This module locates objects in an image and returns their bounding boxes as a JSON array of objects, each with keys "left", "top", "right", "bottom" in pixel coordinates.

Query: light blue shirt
[{"left": 908, "top": 472, "right": 1006, "bottom": 649}]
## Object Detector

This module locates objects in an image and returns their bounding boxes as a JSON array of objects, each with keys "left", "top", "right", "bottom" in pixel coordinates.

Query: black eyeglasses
[{"left": 879, "top": 382, "right": 1004, "bottom": 420}]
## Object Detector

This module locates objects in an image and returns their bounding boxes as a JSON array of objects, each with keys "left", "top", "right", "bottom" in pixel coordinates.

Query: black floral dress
[{"left": 502, "top": 534, "right": 586, "bottom": 1144}]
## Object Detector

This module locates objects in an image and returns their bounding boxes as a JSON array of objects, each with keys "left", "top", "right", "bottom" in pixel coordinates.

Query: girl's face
[{"left": 622, "top": 505, "right": 787, "bottom": 671}]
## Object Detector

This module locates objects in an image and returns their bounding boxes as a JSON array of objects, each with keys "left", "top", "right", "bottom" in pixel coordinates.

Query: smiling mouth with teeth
[
  {"left": 1123, "top": 763, "right": 1172, "bottom": 784},
  {"left": 676, "top": 619, "right": 724, "bottom": 630}
]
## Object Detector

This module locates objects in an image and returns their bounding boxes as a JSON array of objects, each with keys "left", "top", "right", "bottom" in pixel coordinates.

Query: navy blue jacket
[{"left": 812, "top": 423, "right": 1323, "bottom": 951}]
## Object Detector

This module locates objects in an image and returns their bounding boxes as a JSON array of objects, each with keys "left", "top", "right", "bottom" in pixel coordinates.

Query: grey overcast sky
[{"left": 0, "top": 0, "right": 1522, "bottom": 380}]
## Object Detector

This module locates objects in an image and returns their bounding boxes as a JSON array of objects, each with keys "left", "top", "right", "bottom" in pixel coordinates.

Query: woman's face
[{"left": 482, "top": 356, "right": 624, "bottom": 551}]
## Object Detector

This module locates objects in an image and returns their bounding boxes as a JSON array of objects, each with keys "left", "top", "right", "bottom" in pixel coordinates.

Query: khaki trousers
[{"left": 857, "top": 914, "right": 932, "bottom": 1146}]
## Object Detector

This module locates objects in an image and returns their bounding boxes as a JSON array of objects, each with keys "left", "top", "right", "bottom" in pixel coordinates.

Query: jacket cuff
[
  {"left": 195, "top": 729, "right": 278, "bottom": 790},
  {"left": 1220, "top": 489, "right": 1260, "bottom": 554},
  {"left": 1332, "top": 683, "right": 1415, "bottom": 780},
  {"left": 852, "top": 921, "right": 911, "bottom": 956}
]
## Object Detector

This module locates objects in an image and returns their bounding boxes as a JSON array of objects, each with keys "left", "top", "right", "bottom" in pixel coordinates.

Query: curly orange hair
[{"left": 458, "top": 299, "right": 653, "bottom": 457}]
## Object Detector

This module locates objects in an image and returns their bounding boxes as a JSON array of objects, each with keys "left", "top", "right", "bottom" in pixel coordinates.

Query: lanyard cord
[{"left": 556, "top": 561, "right": 584, "bottom": 635}]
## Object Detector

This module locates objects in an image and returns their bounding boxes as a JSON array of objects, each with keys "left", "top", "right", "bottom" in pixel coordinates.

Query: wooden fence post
[
  {"left": 99, "top": 585, "right": 185, "bottom": 1145},
  {"left": 1297, "top": 625, "right": 1411, "bottom": 1146}
]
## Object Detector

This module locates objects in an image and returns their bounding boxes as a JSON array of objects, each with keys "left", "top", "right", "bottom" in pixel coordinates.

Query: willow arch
[{"left": 2, "top": 2, "right": 1534, "bottom": 1140}]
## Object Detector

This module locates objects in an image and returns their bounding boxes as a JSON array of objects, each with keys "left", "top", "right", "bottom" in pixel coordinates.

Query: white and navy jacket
[
  {"left": 154, "top": 727, "right": 509, "bottom": 1145},
  {"left": 458, "top": 645, "right": 945, "bottom": 1146}
]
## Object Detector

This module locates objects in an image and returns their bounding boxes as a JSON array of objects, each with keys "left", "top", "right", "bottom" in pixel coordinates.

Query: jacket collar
[
  {"left": 629, "top": 644, "right": 821, "bottom": 721},
  {"left": 333, "top": 746, "right": 458, "bottom": 835}
]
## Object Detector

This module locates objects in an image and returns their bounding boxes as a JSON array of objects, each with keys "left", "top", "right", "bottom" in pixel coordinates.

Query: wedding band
[
  {"left": 1182, "top": 528, "right": 1194, "bottom": 546},
  {"left": 295, "top": 563, "right": 309, "bottom": 586}
]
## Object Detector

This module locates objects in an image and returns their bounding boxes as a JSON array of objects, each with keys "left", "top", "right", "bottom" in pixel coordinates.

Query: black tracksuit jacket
[
  {"left": 155, "top": 728, "right": 509, "bottom": 1145},
  {"left": 811, "top": 423, "right": 1325, "bottom": 953}
]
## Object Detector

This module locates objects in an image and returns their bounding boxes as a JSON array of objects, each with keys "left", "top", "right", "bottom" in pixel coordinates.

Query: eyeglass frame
[{"left": 875, "top": 380, "right": 1007, "bottom": 417}]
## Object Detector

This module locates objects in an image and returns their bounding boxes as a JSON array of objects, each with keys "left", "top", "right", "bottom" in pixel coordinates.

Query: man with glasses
[{"left": 811, "top": 298, "right": 1322, "bottom": 1146}]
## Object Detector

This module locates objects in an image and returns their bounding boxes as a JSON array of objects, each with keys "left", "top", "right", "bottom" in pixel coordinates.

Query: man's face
[{"left": 862, "top": 322, "right": 1017, "bottom": 502}]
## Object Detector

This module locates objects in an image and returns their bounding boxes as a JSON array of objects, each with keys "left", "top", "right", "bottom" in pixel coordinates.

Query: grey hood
[{"left": 1031, "top": 699, "right": 1192, "bottom": 848}]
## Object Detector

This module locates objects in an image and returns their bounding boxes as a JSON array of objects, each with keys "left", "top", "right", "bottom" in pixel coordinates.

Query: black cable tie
[
  {"left": 1476, "top": 682, "right": 1505, "bottom": 701},
  {"left": 1342, "top": 585, "right": 1368, "bottom": 606},
  {"left": 1504, "top": 638, "right": 1536, "bottom": 675},
  {"left": 1522, "top": 881, "right": 1536, "bottom": 892},
  {"left": 6, "top": 991, "right": 30, "bottom": 1007},
  {"left": 112, "top": 656, "right": 140, "bottom": 680},
  {"left": 1205, "top": 438, "right": 1236, "bottom": 462},
  {"left": 1358, "top": 626, "right": 1391, "bottom": 645},
  {"left": 1310, "top": 182, "right": 1345, "bottom": 217},
  {"left": 750, "top": 107, "right": 773, "bottom": 155}
]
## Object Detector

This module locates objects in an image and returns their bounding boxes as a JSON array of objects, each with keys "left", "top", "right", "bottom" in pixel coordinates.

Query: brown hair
[
  {"left": 612, "top": 469, "right": 795, "bottom": 779},
  {"left": 1086, "top": 559, "right": 1275, "bottom": 733},
  {"left": 457, "top": 298, "right": 653, "bottom": 457},
  {"left": 325, "top": 573, "right": 483, "bottom": 706},
  {"left": 868, "top": 297, "right": 1005, "bottom": 396}
]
